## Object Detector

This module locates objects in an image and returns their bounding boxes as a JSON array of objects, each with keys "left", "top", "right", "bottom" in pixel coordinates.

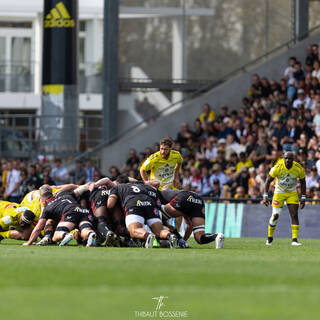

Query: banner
[{"left": 205, "top": 203, "right": 320, "bottom": 239}]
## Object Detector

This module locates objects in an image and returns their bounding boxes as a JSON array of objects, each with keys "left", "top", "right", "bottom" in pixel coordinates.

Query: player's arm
[
  {"left": 299, "top": 177, "right": 306, "bottom": 209},
  {"left": 173, "top": 162, "right": 182, "bottom": 189},
  {"left": 263, "top": 174, "right": 274, "bottom": 206},
  {"left": 140, "top": 167, "right": 149, "bottom": 183},
  {"left": 94, "top": 177, "right": 115, "bottom": 189},
  {"left": 53, "top": 184, "right": 78, "bottom": 196},
  {"left": 23, "top": 218, "right": 46, "bottom": 246}
]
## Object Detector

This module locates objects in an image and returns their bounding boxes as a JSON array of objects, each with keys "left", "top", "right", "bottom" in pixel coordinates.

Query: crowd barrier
[{"left": 204, "top": 202, "right": 320, "bottom": 239}]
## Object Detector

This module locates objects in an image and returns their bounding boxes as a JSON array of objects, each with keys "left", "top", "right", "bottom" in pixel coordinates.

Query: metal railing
[{"left": 0, "top": 113, "right": 103, "bottom": 159}]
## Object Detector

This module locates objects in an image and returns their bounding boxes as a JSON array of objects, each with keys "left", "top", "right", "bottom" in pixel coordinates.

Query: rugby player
[
  {"left": 140, "top": 137, "right": 183, "bottom": 231},
  {"left": 107, "top": 182, "right": 178, "bottom": 248},
  {"left": 263, "top": 151, "right": 306, "bottom": 246},
  {"left": 158, "top": 190, "right": 225, "bottom": 248},
  {"left": 23, "top": 186, "right": 96, "bottom": 247},
  {"left": 0, "top": 201, "right": 35, "bottom": 242},
  {"left": 140, "top": 137, "right": 182, "bottom": 190}
]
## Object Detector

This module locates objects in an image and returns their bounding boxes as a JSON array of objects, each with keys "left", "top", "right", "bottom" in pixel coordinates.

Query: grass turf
[{"left": 1, "top": 238, "right": 320, "bottom": 320}]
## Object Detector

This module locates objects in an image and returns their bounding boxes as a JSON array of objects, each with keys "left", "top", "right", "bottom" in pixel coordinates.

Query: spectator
[
  {"left": 85, "top": 159, "right": 95, "bottom": 182},
  {"left": 4, "top": 160, "right": 21, "bottom": 202},
  {"left": 211, "top": 178, "right": 221, "bottom": 198},
  {"left": 306, "top": 165, "right": 319, "bottom": 190},
  {"left": 249, "top": 74, "right": 263, "bottom": 99},
  {"left": 293, "top": 89, "right": 310, "bottom": 109},
  {"left": 121, "top": 148, "right": 140, "bottom": 173},
  {"left": 210, "top": 163, "right": 227, "bottom": 188},
  {"left": 176, "top": 122, "right": 194, "bottom": 148},
  {"left": 51, "top": 158, "right": 70, "bottom": 186},
  {"left": 236, "top": 152, "right": 254, "bottom": 172},
  {"left": 199, "top": 103, "right": 216, "bottom": 124},
  {"left": 284, "top": 56, "right": 297, "bottom": 81},
  {"left": 71, "top": 160, "right": 87, "bottom": 185},
  {"left": 182, "top": 168, "right": 192, "bottom": 189},
  {"left": 109, "top": 166, "right": 120, "bottom": 181},
  {"left": 18, "top": 168, "right": 29, "bottom": 201},
  {"left": 234, "top": 186, "right": 248, "bottom": 199},
  {"left": 26, "top": 164, "right": 43, "bottom": 191},
  {"left": 248, "top": 186, "right": 262, "bottom": 203},
  {"left": 199, "top": 165, "right": 213, "bottom": 196},
  {"left": 190, "top": 167, "right": 201, "bottom": 192}
]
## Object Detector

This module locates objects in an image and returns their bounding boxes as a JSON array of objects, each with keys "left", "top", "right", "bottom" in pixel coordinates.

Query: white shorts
[{"left": 125, "top": 215, "right": 161, "bottom": 228}]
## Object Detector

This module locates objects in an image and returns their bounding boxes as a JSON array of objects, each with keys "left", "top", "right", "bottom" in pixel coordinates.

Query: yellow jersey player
[
  {"left": 20, "top": 185, "right": 60, "bottom": 221},
  {"left": 0, "top": 202, "right": 35, "bottom": 242},
  {"left": 140, "top": 137, "right": 183, "bottom": 190},
  {"left": 263, "top": 151, "right": 306, "bottom": 246}
]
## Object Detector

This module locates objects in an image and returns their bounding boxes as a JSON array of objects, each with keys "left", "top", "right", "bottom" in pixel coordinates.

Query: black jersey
[
  {"left": 109, "top": 183, "right": 158, "bottom": 208},
  {"left": 40, "top": 196, "right": 78, "bottom": 221},
  {"left": 89, "top": 188, "right": 110, "bottom": 212},
  {"left": 158, "top": 190, "right": 180, "bottom": 204},
  {"left": 166, "top": 190, "right": 205, "bottom": 219}
]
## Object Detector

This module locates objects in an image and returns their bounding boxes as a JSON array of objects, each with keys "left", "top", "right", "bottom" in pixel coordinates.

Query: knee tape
[
  {"left": 269, "top": 207, "right": 282, "bottom": 226},
  {"left": 97, "top": 216, "right": 107, "bottom": 223},
  {"left": 79, "top": 223, "right": 93, "bottom": 232},
  {"left": 56, "top": 226, "right": 70, "bottom": 233}
]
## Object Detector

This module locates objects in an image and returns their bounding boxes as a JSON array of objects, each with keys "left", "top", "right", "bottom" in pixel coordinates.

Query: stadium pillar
[
  {"left": 102, "top": 0, "right": 119, "bottom": 143},
  {"left": 41, "top": 0, "right": 79, "bottom": 155},
  {"left": 294, "top": 0, "right": 309, "bottom": 42}
]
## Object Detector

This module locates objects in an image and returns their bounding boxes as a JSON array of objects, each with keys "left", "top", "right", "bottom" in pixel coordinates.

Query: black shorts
[
  {"left": 170, "top": 192, "right": 205, "bottom": 219},
  {"left": 60, "top": 209, "right": 82, "bottom": 225},
  {"left": 80, "top": 209, "right": 95, "bottom": 224},
  {"left": 124, "top": 199, "right": 160, "bottom": 221}
]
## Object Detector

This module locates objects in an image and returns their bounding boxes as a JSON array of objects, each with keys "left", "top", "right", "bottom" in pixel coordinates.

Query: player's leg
[
  {"left": 110, "top": 204, "right": 131, "bottom": 246},
  {"left": 266, "top": 193, "right": 284, "bottom": 245},
  {"left": 53, "top": 222, "right": 76, "bottom": 245},
  {"left": 191, "top": 217, "right": 224, "bottom": 248},
  {"left": 0, "top": 227, "right": 32, "bottom": 241},
  {"left": 287, "top": 203, "right": 301, "bottom": 245},
  {"left": 94, "top": 205, "right": 115, "bottom": 245},
  {"left": 37, "top": 219, "right": 56, "bottom": 245},
  {"left": 79, "top": 221, "right": 97, "bottom": 247}
]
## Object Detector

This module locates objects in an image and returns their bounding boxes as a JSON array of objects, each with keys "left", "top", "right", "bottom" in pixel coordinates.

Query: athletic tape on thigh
[
  {"left": 272, "top": 206, "right": 282, "bottom": 215},
  {"left": 79, "top": 223, "right": 93, "bottom": 232},
  {"left": 193, "top": 224, "right": 205, "bottom": 233},
  {"left": 56, "top": 226, "right": 70, "bottom": 233}
]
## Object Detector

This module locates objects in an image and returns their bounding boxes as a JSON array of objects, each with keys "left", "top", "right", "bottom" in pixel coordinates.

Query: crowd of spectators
[
  {"left": 2, "top": 44, "right": 320, "bottom": 204},
  {"left": 116, "top": 43, "right": 320, "bottom": 203},
  {"left": 0, "top": 157, "right": 104, "bottom": 202}
]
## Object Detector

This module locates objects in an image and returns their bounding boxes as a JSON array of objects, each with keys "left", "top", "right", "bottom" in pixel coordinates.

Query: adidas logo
[{"left": 44, "top": 2, "right": 75, "bottom": 28}]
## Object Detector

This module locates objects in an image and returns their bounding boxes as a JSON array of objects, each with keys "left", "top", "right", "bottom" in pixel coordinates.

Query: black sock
[
  {"left": 45, "top": 230, "right": 53, "bottom": 239},
  {"left": 98, "top": 222, "right": 110, "bottom": 238},
  {"left": 200, "top": 233, "right": 216, "bottom": 244},
  {"left": 61, "top": 232, "right": 68, "bottom": 240},
  {"left": 172, "top": 229, "right": 182, "bottom": 240}
]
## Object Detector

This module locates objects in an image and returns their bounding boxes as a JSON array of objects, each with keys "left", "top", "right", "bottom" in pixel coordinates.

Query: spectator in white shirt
[
  {"left": 4, "top": 160, "right": 21, "bottom": 203},
  {"left": 306, "top": 166, "right": 319, "bottom": 190}
]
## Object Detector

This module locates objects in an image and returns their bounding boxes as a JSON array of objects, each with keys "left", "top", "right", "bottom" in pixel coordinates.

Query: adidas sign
[{"left": 44, "top": 1, "right": 75, "bottom": 28}]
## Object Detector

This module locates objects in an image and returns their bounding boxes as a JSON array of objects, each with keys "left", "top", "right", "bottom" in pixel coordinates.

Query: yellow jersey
[
  {"left": 142, "top": 150, "right": 183, "bottom": 189},
  {"left": 0, "top": 202, "right": 30, "bottom": 231},
  {"left": 269, "top": 159, "right": 305, "bottom": 194},
  {"left": 20, "top": 187, "right": 58, "bottom": 221}
]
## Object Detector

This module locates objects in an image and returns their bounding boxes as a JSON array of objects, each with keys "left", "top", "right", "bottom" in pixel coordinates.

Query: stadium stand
[{"left": 1, "top": 44, "right": 320, "bottom": 205}]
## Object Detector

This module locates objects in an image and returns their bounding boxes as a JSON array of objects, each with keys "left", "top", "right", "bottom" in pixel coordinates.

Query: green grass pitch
[{"left": 1, "top": 238, "right": 320, "bottom": 320}]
